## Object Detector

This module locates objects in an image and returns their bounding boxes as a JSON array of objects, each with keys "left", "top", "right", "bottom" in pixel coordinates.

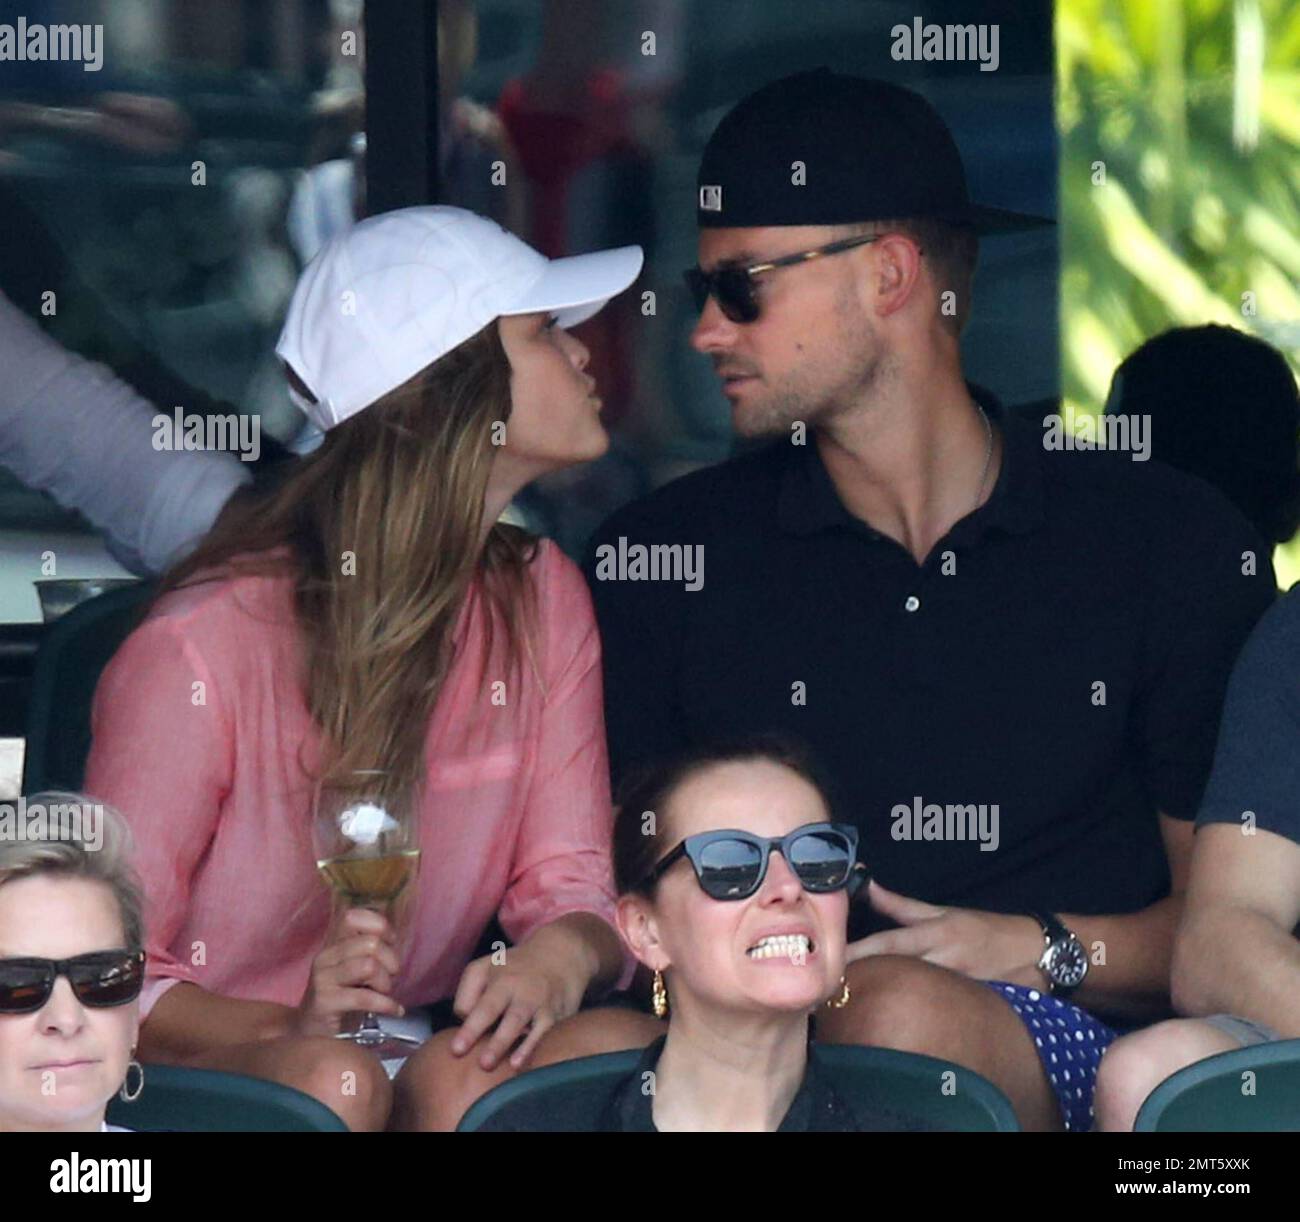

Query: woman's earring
[
  {"left": 826, "top": 976, "right": 851, "bottom": 1009},
  {"left": 119, "top": 1058, "right": 144, "bottom": 1103},
  {"left": 652, "top": 969, "right": 669, "bottom": 1019}
]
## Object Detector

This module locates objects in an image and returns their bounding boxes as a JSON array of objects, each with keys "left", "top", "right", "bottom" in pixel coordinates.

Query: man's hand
[
  {"left": 448, "top": 923, "right": 594, "bottom": 1073},
  {"left": 847, "top": 880, "right": 1044, "bottom": 987}
]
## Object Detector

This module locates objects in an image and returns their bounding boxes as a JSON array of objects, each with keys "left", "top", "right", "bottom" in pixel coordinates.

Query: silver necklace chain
[{"left": 972, "top": 403, "right": 994, "bottom": 515}]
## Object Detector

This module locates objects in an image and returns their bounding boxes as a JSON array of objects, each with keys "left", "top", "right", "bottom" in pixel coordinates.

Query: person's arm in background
[
  {"left": 1172, "top": 826, "right": 1300, "bottom": 1036},
  {"left": 0, "top": 287, "right": 251, "bottom": 574},
  {"left": 1172, "top": 588, "right": 1300, "bottom": 1036}
]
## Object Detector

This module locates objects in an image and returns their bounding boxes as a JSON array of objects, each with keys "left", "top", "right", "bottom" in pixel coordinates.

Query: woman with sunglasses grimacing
[
  {"left": 482, "top": 738, "right": 932, "bottom": 1131},
  {"left": 0, "top": 796, "right": 145, "bottom": 1133}
]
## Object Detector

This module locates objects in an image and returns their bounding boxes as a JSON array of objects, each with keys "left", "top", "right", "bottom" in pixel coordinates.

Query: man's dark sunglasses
[
  {"left": 0, "top": 949, "right": 145, "bottom": 1014},
  {"left": 642, "top": 821, "right": 867, "bottom": 900},
  {"left": 683, "top": 234, "right": 881, "bottom": 323}
]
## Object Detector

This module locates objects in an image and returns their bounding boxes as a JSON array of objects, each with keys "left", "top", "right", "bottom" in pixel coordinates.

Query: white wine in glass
[
  {"left": 317, "top": 849, "right": 421, "bottom": 908},
  {"left": 312, "top": 771, "right": 422, "bottom": 1057}
]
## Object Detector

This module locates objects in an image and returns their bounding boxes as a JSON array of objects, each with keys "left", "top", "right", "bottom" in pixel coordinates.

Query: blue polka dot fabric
[{"left": 984, "top": 981, "right": 1117, "bottom": 1132}]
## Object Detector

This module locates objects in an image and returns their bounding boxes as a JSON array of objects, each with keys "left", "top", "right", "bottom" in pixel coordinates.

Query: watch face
[{"left": 1050, "top": 939, "right": 1089, "bottom": 988}]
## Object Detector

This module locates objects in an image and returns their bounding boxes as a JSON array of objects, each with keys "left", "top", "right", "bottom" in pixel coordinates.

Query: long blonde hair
[{"left": 157, "top": 320, "right": 538, "bottom": 811}]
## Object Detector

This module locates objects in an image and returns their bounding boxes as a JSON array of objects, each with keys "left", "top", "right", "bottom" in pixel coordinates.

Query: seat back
[
  {"left": 23, "top": 580, "right": 155, "bottom": 792},
  {"left": 816, "top": 1044, "right": 1020, "bottom": 1131},
  {"left": 105, "top": 1064, "right": 349, "bottom": 1132},
  {"left": 458, "top": 1043, "right": 1019, "bottom": 1131},
  {"left": 1134, "top": 1038, "right": 1300, "bottom": 1131},
  {"left": 458, "top": 1049, "right": 641, "bottom": 1131}
]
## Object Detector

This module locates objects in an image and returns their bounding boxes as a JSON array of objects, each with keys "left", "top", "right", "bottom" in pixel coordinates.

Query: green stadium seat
[
  {"left": 23, "top": 580, "right": 156, "bottom": 792},
  {"left": 1134, "top": 1038, "right": 1300, "bottom": 1131},
  {"left": 105, "top": 1064, "right": 348, "bottom": 1132},
  {"left": 458, "top": 1043, "right": 1020, "bottom": 1131}
]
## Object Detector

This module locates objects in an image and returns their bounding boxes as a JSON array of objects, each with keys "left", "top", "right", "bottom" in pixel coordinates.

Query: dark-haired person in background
[
  {"left": 583, "top": 70, "right": 1275, "bottom": 1132},
  {"left": 1104, "top": 324, "right": 1300, "bottom": 553}
]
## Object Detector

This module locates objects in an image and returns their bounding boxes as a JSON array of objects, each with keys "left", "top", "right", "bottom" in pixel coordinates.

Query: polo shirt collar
[{"left": 776, "top": 387, "right": 1046, "bottom": 541}]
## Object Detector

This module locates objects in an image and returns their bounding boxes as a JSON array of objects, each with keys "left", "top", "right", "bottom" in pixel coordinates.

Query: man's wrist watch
[{"left": 1029, "top": 911, "right": 1088, "bottom": 998}]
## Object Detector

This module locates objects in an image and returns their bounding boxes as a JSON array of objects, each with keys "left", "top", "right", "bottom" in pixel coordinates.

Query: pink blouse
[{"left": 84, "top": 538, "right": 634, "bottom": 1020}]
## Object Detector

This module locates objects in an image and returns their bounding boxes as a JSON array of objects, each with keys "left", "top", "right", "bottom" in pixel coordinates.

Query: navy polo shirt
[{"left": 583, "top": 395, "right": 1275, "bottom": 942}]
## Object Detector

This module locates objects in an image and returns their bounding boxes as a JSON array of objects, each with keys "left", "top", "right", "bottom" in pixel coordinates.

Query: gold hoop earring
[
  {"left": 652, "top": 969, "right": 669, "bottom": 1019},
  {"left": 826, "top": 976, "right": 850, "bottom": 1009},
  {"left": 119, "top": 1058, "right": 144, "bottom": 1102}
]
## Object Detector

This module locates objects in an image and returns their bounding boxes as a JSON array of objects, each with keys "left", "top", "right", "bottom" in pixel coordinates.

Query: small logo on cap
[{"left": 699, "top": 185, "right": 723, "bottom": 212}]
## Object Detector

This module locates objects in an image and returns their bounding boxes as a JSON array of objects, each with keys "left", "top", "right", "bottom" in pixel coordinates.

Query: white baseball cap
[{"left": 275, "top": 205, "right": 644, "bottom": 432}]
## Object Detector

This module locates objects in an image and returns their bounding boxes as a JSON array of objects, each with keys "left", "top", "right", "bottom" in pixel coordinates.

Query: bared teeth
[{"left": 746, "top": 934, "right": 812, "bottom": 959}]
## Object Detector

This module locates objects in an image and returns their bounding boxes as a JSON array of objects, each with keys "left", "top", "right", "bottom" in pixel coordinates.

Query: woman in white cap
[{"left": 83, "top": 206, "right": 645, "bottom": 1131}]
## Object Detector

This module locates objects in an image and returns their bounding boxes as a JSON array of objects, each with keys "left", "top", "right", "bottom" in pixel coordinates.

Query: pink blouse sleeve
[
  {"left": 83, "top": 609, "right": 235, "bottom": 1018},
  {"left": 496, "top": 547, "right": 637, "bottom": 991}
]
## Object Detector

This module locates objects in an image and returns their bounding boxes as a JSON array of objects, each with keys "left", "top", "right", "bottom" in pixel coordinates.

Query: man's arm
[
  {"left": 856, "top": 813, "right": 1195, "bottom": 1017},
  {"left": 1171, "top": 824, "right": 1300, "bottom": 1037},
  {"left": 1057, "top": 812, "right": 1194, "bottom": 1018}
]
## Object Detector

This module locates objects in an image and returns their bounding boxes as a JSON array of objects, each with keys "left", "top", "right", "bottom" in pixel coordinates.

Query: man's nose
[{"left": 689, "top": 294, "right": 738, "bottom": 353}]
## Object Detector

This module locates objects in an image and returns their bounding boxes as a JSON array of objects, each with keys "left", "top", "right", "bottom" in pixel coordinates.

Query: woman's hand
[
  {"left": 293, "top": 907, "right": 405, "bottom": 1038},
  {"left": 449, "top": 923, "right": 594, "bottom": 1072},
  {"left": 846, "top": 880, "right": 1044, "bottom": 987}
]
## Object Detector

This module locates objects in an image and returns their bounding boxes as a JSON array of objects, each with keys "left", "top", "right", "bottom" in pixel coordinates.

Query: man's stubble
[{"left": 731, "top": 291, "right": 887, "bottom": 440}]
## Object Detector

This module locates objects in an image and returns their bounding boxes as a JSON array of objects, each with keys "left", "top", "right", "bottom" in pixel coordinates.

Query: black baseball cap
[{"left": 696, "top": 68, "right": 1054, "bottom": 234}]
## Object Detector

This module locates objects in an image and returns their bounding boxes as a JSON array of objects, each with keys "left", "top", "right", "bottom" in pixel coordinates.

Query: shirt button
[{"left": 904, "top": 595, "right": 921, "bottom": 612}]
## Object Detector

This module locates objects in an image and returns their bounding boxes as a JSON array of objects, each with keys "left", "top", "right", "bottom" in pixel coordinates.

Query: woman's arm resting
[
  {"left": 524, "top": 910, "right": 625, "bottom": 999},
  {"left": 139, "top": 982, "right": 297, "bottom": 1064}
]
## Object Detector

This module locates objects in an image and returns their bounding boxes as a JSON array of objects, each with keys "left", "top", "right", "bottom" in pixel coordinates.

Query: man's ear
[{"left": 863, "top": 231, "right": 924, "bottom": 322}]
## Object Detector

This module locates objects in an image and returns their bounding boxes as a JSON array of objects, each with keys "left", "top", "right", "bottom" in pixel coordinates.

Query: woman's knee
[
  {"left": 391, "top": 1028, "right": 516, "bottom": 1131},
  {"left": 255, "top": 1035, "right": 393, "bottom": 1132},
  {"left": 1093, "top": 1019, "right": 1236, "bottom": 1132},
  {"left": 823, "top": 955, "right": 968, "bottom": 1048},
  {"left": 531, "top": 1005, "right": 663, "bottom": 1067}
]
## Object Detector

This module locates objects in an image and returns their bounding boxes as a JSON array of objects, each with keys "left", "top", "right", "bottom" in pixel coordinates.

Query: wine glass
[{"left": 312, "top": 769, "right": 422, "bottom": 1058}]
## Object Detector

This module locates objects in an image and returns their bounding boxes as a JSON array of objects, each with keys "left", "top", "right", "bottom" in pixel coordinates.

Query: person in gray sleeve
[
  {"left": 1093, "top": 586, "right": 1300, "bottom": 1130},
  {"left": 0, "top": 287, "right": 251, "bottom": 576}
]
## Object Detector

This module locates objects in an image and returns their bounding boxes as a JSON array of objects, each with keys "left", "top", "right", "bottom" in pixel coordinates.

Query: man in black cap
[{"left": 582, "top": 70, "right": 1275, "bottom": 1131}]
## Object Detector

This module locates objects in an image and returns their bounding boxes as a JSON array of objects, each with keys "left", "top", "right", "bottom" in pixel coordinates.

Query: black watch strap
[
  {"left": 1030, "top": 910, "right": 1079, "bottom": 997},
  {"left": 1030, "top": 910, "right": 1069, "bottom": 944}
]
